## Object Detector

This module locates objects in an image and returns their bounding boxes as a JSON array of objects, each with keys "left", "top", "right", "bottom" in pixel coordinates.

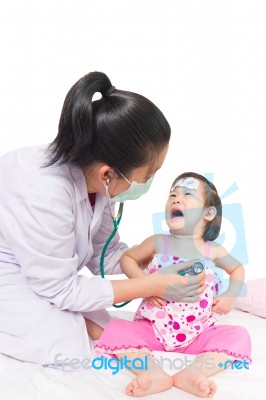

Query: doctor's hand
[{"left": 148, "top": 259, "right": 207, "bottom": 303}]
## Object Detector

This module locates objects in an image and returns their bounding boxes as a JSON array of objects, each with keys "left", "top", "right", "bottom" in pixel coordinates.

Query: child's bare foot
[
  {"left": 126, "top": 369, "right": 173, "bottom": 397},
  {"left": 173, "top": 369, "right": 217, "bottom": 398}
]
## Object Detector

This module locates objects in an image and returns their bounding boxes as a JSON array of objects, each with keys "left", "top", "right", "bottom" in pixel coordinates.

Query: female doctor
[{"left": 0, "top": 71, "right": 206, "bottom": 368}]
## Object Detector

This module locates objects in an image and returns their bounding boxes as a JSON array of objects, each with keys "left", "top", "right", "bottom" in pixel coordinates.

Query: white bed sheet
[{"left": 0, "top": 309, "right": 265, "bottom": 400}]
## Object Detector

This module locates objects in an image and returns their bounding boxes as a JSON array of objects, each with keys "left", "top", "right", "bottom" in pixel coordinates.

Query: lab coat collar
[
  {"left": 67, "top": 164, "right": 89, "bottom": 202},
  {"left": 67, "top": 164, "right": 108, "bottom": 216}
]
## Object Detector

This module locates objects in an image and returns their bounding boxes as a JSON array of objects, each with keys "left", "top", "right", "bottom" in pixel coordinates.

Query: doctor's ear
[
  {"left": 204, "top": 206, "right": 217, "bottom": 221},
  {"left": 99, "top": 166, "right": 114, "bottom": 184}
]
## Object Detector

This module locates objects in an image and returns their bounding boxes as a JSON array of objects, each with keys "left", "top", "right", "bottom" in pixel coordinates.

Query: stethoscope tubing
[{"left": 100, "top": 202, "right": 131, "bottom": 308}]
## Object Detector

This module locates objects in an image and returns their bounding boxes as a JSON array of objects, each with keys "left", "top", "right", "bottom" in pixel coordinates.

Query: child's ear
[{"left": 204, "top": 206, "right": 217, "bottom": 221}]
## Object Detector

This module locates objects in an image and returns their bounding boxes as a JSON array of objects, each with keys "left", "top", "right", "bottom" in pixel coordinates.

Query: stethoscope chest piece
[{"left": 178, "top": 260, "right": 204, "bottom": 276}]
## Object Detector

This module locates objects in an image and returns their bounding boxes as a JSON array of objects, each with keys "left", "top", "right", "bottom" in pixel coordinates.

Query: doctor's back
[{"left": 0, "top": 144, "right": 117, "bottom": 271}]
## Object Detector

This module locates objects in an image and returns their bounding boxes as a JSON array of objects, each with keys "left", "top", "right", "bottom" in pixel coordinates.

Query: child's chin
[{"left": 167, "top": 219, "right": 185, "bottom": 231}]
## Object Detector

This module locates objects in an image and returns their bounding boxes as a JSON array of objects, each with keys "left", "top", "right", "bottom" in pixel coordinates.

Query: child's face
[{"left": 165, "top": 180, "right": 207, "bottom": 236}]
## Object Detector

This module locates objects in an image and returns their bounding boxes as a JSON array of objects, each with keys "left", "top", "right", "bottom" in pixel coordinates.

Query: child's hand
[
  {"left": 212, "top": 295, "right": 236, "bottom": 315},
  {"left": 146, "top": 296, "right": 165, "bottom": 308}
]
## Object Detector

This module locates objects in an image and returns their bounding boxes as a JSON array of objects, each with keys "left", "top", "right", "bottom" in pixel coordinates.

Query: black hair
[
  {"left": 43, "top": 71, "right": 171, "bottom": 176},
  {"left": 170, "top": 172, "right": 222, "bottom": 241}
]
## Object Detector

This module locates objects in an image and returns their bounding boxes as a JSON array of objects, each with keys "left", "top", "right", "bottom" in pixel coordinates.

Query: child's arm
[
  {"left": 120, "top": 235, "right": 156, "bottom": 279},
  {"left": 211, "top": 244, "right": 245, "bottom": 314}
]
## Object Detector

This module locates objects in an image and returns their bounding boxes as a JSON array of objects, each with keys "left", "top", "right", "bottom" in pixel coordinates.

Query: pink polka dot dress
[
  {"left": 134, "top": 254, "right": 218, "bottom": 351},
  {"left": 95, "top": 252, "right": 251, "bottom": 361}
]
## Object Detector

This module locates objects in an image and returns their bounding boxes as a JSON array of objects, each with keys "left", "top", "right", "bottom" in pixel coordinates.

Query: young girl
[{"left": 94, "top": 172, "right": 251, "bottom": 398}]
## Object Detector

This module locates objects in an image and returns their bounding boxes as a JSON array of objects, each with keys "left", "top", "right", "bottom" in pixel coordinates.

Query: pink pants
[{"left": 95, "top": 319, "right": 252, "bottom": 361}]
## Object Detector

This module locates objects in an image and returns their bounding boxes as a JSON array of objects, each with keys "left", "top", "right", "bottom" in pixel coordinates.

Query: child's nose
[{"left": 172, "top": 198, "right": 181, "bottom": 204}]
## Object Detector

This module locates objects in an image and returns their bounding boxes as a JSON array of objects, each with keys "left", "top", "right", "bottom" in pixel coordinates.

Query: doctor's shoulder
[
  {"left": 0, "top": 144, "right": 49, "bottom": 196},
  {"left": 0, "top": 144, "right": 75, "bottom": 210}
]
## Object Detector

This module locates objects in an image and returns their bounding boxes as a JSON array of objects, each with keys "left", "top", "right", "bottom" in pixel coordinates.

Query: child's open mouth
[{"left": 171, "top": 209, "right": 184, "bottom": 218}]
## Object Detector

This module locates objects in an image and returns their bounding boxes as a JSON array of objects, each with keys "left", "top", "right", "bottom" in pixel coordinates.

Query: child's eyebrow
[{"left": 168, "top": 187, "right": 203, "bottom": 202}]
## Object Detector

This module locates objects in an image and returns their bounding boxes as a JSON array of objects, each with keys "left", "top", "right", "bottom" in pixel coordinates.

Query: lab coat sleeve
[
  {"left": 86, "top": 201, "right": 128, "bottom": 276},
  {"left": 0, "top": 198, "right": 114, "bottom": 312}
]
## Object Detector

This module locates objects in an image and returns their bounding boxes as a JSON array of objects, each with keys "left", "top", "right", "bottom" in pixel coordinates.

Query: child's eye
[
  {"left": 185, "top": 192, "right": 192, "bottom": 196},
  {"left": 169, "top": 194, "right": 176, "bottom": 198}
]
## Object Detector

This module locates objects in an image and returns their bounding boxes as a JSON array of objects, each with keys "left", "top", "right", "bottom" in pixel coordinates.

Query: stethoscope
[
  {"left": 99, "top": 197, "right": 204, "bottom": 307},
  {"left": 99, "top": 200, "right": 131, "bottom": 308}
]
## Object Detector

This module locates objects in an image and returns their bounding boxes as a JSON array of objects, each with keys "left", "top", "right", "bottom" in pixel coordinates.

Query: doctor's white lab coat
[{"left": 0, "top": 144, "right": 128, "bottom": 367}]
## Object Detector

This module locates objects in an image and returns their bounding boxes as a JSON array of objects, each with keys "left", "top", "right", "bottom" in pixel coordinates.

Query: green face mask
[{"left": 109, "top": 174, "right": 154, "bottom": 202}]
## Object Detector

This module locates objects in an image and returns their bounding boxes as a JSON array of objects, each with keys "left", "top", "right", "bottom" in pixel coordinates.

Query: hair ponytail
[
  {"left": 44, "top": 72, "right": 112, "bottom": 166},
  {"left": 43, "top": 71, "right": 170, "bottom": 174}
]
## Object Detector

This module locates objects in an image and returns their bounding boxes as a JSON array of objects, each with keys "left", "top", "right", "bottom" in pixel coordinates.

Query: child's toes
[
  {"left": 132, "top": 378, "right": 141, "bottom": 390},
  {"left": 137, "top": 376, "right": 150, "bottom": 390},
  {"left": 208, "top": 381, "right": 217, "bottom": 397},
  {"left": 125, "top": 382, "right": 134, "bottom": 395}
]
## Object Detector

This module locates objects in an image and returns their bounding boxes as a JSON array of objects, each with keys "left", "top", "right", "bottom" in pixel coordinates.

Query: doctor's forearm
[{"left": 111, "top": 276, "right": 153, "bottom": 303}]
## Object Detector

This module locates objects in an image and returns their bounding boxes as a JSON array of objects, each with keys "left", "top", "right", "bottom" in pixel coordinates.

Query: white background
[{"left": 0, "top": 0, "right": 265, "bottom": 312}]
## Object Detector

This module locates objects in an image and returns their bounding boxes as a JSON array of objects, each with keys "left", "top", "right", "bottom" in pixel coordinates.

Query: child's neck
[
  {"left": 166, "top": 233, "right": 206, "bottom": 259},
  {"left": 170, "top": 232, "right": 202, "bottom": 241}
]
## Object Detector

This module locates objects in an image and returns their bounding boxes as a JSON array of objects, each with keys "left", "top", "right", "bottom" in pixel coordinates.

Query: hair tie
[{"left": 104, "top": 86, "right": 116, "bottom": 97}]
